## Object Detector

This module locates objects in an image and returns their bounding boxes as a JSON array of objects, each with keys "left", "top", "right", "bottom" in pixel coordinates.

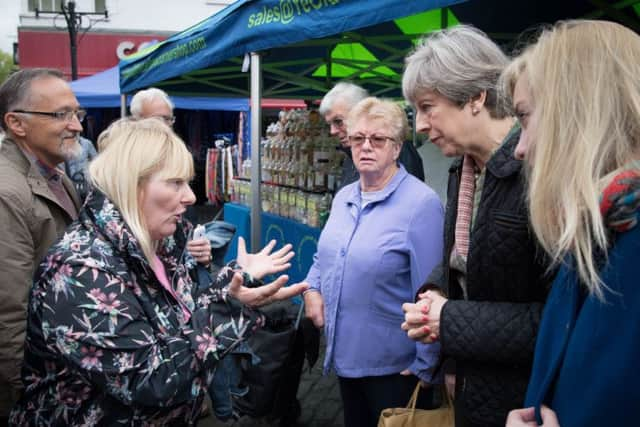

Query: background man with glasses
[
  {"left": 0, "top": 68, "right": 83, "bottom": 422},
  {"left": 130, "top": 87, "right": 176, "bottom": 126},
  {"left": 319, "top": 82, "right": 425, "bottom": 193}
]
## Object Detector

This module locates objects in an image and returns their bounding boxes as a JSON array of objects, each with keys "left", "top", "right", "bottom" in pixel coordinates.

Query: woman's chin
[{"left": 358, "top": 167, "right": 379, "bottom": 177}]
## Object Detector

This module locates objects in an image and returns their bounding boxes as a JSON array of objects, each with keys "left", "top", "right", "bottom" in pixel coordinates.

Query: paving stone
[{"left": 200, "top": 337, "right": 344, "bottom": 426}]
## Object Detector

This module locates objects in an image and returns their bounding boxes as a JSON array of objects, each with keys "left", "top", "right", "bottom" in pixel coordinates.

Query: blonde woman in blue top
[
  {"left": 302, "top": 97, "right": 444, "bottom": 427},
  {"left": 503, "top": 20, "right": 640, "bottom": 427}
]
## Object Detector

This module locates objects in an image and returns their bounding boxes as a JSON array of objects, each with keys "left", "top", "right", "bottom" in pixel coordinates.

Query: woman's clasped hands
[{"left": 401, "top": 289, "right": 448, "bottom": 344}]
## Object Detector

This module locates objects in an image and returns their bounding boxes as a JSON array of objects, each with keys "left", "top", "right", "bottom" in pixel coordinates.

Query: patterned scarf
[
  {"left": 600, "top": 168, "right": 640, "bottom": 233},
  {"left": 454, "top": 155, "right": 476, "bottom": 258}
]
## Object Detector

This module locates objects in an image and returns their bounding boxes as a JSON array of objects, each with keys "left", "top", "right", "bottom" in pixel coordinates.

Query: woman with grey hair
[
  {"left": 303, "top": 97, "right": 443, "bottom": 427},
  {"left": 400, "top": 25, "right": 551, "bottom": 427}
]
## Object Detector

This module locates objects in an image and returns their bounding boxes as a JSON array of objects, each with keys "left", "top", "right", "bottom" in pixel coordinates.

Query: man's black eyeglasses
[
  {"left": 151, "top": 115, "right": 176, "bottom": 126},
  {"left": 12, "top": 109, "right": 87, "bottom": 123}
]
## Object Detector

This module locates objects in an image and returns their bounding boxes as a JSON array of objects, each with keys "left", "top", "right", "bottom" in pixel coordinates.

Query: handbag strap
[
  {"left": 406, "top": 382, "right": 421, "bottom": 410},
  {"left": 442, "top": 384, "right": 454, "bottom": 409},
  {"left": 407, "top": 382, "right": 455, "bottom": 411}
]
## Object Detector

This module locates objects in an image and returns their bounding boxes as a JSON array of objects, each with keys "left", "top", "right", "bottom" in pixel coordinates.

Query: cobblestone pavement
[{"left": 199, "top": 338, "right": 344, "bottom": 427}]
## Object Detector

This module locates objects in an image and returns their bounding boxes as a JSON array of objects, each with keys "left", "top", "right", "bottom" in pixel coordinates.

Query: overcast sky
[{"left": 0, "top": 1, "right": 21, "bottom": 55}]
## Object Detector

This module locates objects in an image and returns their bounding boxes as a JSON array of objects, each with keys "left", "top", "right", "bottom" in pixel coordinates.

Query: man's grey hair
[
  {"left": 319, "top": 82, "right": 369, "bottom": 116},
  {"left": 0, "top": 68, "right": 64, "bottom": 131},
  {"left": 403, "top": 24, "right": 511, "bottom": 119},
  {"left": 130, "top": 87, "right": 174, "bottom": 118}
]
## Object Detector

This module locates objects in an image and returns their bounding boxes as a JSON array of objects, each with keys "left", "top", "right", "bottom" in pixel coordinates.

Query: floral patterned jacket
[{"left": 9, "top": 190, "right": 264, "bottom": 426}]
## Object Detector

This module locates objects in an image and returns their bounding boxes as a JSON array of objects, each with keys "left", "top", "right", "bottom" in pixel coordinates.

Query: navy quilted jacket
[{"left": 423, "top": 129, "right": 552, "bottom": 426}]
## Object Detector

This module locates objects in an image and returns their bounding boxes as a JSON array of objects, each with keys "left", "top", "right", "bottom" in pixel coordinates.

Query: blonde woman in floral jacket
[{"left": 9, "top": 118, "right": 307, "bottom": 426}]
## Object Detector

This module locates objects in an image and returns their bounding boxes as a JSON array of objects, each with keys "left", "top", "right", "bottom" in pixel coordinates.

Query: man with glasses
[
  {"left": 0, "top": 68, "right": 83, "bottom": 421},
  {"left": 130, "top": 87, "right": 176, "bottom": 126},
  {"left": 319, "top": 82, "right": 425, "bottom": 192}
]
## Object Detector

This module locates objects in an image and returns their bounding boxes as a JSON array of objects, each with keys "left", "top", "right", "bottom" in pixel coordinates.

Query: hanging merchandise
[{"left": 205, "top": 142, "right": 240, "bottom": 207}]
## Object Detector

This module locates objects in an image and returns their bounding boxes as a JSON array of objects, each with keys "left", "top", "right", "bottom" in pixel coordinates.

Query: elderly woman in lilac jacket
[{"left": 302, "top": 97, "right": 444, "bottom": 427}]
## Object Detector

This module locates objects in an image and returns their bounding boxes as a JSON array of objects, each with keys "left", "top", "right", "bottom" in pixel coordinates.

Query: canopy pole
[
  {"left": 250, "top": 52, "right": 262, "bottom": 252},
  {"left": 120, "top": 94, "right": 127, "bottom": 117}
]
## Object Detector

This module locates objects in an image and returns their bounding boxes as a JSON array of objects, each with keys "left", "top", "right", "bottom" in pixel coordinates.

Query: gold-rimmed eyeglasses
[{"left": 347, "top": 134, "right": 395, "bottom": 148}]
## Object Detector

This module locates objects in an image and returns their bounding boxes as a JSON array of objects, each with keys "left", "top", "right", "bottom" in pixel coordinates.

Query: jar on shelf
[
  {"left": 318, "top": 192, "right": 332, "bottom": 227},
  {"left": 296, "top": 190, "right": 307, "bottom": 224}
]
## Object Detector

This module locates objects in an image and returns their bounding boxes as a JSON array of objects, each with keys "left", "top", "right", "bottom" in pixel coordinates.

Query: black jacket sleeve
[
  {"left": 440, "top": 299, "right": 543, "bottom": 365},
  {"left": 399, "top": 140, "right": 425, "bottom": 182}
]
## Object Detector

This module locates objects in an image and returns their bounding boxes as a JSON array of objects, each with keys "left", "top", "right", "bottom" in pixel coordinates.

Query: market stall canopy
[
  {"left": 71, "top": 66, "right": 304, "bottom": 110},
  {"left": 119, "top": 0, "right": 466, "bottom": 98},
  {"left": 71, "top": 66, "right": 248, "bottom": 110},
  {"left": 119, "top": 0, "right": 640, "bottom": 100}
]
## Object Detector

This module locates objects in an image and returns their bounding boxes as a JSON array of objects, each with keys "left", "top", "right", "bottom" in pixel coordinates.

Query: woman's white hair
[{"left": 346, "top": 97, "right": 408, "bottom": 149}]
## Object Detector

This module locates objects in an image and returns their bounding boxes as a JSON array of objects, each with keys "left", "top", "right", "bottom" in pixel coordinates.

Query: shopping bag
[{"left": 377, "top": 383, "right": 454, "bottom": 427}]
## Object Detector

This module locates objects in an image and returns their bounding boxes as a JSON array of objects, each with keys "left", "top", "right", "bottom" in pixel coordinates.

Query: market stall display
[{"left": 231, "top": 108, "right": 337, "bottom": 228}]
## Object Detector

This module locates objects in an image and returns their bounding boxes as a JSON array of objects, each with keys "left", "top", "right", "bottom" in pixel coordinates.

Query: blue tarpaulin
[{"left": 71, "top": 66, "right": 250, "bottom": 111}]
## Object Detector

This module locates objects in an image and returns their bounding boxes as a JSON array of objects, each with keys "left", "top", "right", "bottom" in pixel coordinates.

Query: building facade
[{"left": 10, "top": 0, "right": 235, "bottom": 79}]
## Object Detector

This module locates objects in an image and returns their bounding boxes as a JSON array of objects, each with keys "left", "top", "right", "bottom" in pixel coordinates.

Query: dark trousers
[{"left": 338, "top": 374, "right": 434, "bottom": 427}]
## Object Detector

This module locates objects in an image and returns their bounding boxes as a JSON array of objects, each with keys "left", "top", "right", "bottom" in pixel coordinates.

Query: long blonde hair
[
  {"left": 508, "top": 20, "right": 640, "bottom": 297},
  {"left": 89, "top": 118, "right": 194, "bottom": 262}
]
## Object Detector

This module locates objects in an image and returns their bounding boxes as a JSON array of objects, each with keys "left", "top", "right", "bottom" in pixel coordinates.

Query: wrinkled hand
[
  {"left": 303, "top": 289, "right": 324, "bottom": 328},
  {"left": 506, "top": 406, "right": 559, "bottom": 427},
  {"left": 236, "top": 237, "right": 294, "bottom": 280},
  {"left": 228, "top": 272, "right": 309, "bottom": 307},
  {"left": 187, "top": 238, "right": 212, "bottom": 266},
  {"left": 402, "top": 290, "right": 447, "bottom": 343}
]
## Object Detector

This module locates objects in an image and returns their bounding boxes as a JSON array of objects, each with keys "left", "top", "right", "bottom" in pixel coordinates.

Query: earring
[{"left": 471, "top": 108, "right": 479, "bottom": 115}]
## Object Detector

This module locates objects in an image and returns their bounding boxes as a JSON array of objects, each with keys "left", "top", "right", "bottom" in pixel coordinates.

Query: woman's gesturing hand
[
  {"left": 236, "top": 237, "right": 294, "bottom": 280},
  {"left": 228, "top": 272, "right": 309, "bottom": 307}
]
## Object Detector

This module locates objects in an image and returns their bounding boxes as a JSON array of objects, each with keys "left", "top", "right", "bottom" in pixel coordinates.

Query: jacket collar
[
  {"left": 81, "top": 189, "right": 196, "bottom": 312},
  {"left": 448, "top": 125, "right": 522, "bottom": 179},
  {"left": 345, "top": 164, "right": 408, "bottom": 208},
  {"left": 1, "top": 137, "right": 81, "bottom": 216},
  {"left": 486, "top": 125, "right": 522, "bottom": 179},
  {"left": 81, "top": 189, "right": 150, "bottom": 267},
  {"left": 81, "top": 189, "right": 188, "bottom": 267}
]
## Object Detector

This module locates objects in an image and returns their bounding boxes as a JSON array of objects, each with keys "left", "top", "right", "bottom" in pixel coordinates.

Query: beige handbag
[{"left": 377, "top": 383, "right": 454, "bottom": 427}]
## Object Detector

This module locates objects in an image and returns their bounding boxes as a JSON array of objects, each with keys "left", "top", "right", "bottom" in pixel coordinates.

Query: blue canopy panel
[
  {"left": 119, "top": 0, "right": 466, "bottom": 98},
  {"left": 70, "top": 66, "right": 250, "bottom": 111},
  {"left": 70, "top": 66, "right": 121, "bottom": 107}
]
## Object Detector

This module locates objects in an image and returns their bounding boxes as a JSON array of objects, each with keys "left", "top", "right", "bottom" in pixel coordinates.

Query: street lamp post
[
  {"left": 35, "top": 1, "right": 108, "bottom": 81},
  {"left": 62, "top": 1, "right": 79, "bottom": 80}
]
